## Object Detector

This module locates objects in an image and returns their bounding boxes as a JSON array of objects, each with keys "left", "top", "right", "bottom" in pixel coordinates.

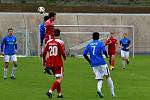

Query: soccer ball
[{"left": 38, "top": 7, "right": 45, "bottom": 14}]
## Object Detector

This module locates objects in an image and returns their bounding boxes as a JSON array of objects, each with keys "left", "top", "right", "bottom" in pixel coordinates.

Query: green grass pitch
[{"left": 0, "top": 55, "right": 150, "bottom": 100}]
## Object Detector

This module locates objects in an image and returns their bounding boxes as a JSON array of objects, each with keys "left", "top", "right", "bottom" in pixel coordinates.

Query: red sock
[
  {"left": 112, "top": 60, "right": 115, "bottom": 67},
  {"left": 50, "top": 81, "right": 59, "bottom": 91},
  {"left": 57, "top": 83, "right": 61, "bottom": 94},
  {"left": 109, "top": 57, "right": 111, "bottom": 65}
]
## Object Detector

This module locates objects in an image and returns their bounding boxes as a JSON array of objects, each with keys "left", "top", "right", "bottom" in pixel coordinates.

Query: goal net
[{"left": 55, "top": 25, "right": 135, "bottom": 58}]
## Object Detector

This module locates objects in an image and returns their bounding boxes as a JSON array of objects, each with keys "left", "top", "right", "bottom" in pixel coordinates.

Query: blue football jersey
[
  {"left": 39, "top": 22, "right": 46, "bottom": 45},
  {"left": 83, "top": 40, "right": 107, "bottom": 67},
  {"left": 1, "top": 35, "right": 17, "bottom": 55},
  {"left": 120, "top": 38, "right": 131, "bottom": 51}
]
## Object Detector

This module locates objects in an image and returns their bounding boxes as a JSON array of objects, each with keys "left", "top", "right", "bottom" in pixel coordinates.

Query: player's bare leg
[
  {"left": 125, "top": 57, "right": 129, "bottom": 65},
  {"left": 122, "top": 57, "right": 126, "bottom": 69},
  {"left": 10, "top": 61, "right": 17, "bottom": 79},
  {"left": 3, "top": 62, "right": 9, "bottom": 79},
  {"left": 105, "top": 75, "right": 116, "bottom": 97}
]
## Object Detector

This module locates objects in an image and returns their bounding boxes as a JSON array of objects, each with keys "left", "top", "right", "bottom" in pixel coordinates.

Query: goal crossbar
[
  {"left": 55, "top": 25, "right": 134, "bottom": 28},
  {"left": 55, "top": 24, "right": 135, "bottom": 58},
  {"left": 60, "top": 32, "right": 110, "bottom": 34}
]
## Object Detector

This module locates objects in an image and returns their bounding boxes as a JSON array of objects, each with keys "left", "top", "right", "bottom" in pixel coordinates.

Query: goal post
[{"left": 54, "top": 24, "right": 135, "bottom": 58}]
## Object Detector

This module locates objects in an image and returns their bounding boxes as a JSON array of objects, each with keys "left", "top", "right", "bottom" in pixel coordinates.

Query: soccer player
[
  {"left": 39, "top": 15, "right": 49, "bottom": 57},
  {"left": 45, "top": 11, "right": 56, "bottom": 43},
  {"left": 105, "top": 33, "right": 118, "bottom": 70},
  {"left": 120, "top": 33, "right": 131, "bottom": 69},
  {"left": 1, "top": 28, "right": 18, "bottom": 79},
  {"left": 83, "top": 32, "right": 116, "bottom": 98},
  {"left": 43, "top": 29, "right": 66, "bottom": 99}
]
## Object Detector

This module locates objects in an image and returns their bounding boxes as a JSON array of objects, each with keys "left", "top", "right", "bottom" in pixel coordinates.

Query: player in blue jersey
[
  {"left": 83, "top": 32, "right": 116, "bottom": 98},
  {"left": 1, "top": 28, "right": 18, "bottom": 79},
  {"left": 39, "top": 15, "right": 49, "bottom": 57},
  {"left": 120, "top": 33, "right": 131, "bottom": 69}
]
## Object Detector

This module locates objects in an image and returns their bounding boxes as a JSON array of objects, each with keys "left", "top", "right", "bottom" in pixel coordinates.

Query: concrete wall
[
  {"left": 56, "top": 13, "right": 150, "bottom": 53},
  {"left": 0, "top": 13, "right": 149, "bottom": 55}
]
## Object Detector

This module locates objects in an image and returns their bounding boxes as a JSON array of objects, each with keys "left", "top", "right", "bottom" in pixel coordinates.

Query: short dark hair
[
  {"left": 48, "top": 11, "right": 56, "bottom": 18},
  {"left": 93, "top": 32, "right": 99, "bottom": 40},
  {"left": 8, "top": 28, "right": 13, "bottom": 32},
  {"left": 54, "top": 28, "right": 61, "bottom": 37},
  {"left": 44, "top": 16, "right": 49, "bottom": 22}
]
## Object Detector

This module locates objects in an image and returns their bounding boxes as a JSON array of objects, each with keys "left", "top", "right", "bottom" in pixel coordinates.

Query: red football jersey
[
  {"left": 45, "top": 19, "right": 54, "bottom": 42},
  {"left": 105, "top": 37, "right": 117, "bottom": 51},
  {"left": 43, "top": 38, "right": 65, "bottom": 67}
]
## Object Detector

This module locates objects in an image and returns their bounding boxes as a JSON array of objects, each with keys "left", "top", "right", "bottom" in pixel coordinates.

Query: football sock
[
  {"left": 11, "top": 67, "right": 17, "bottom": 77},
  {"left": 109, "top": 58, "right": 111, "bottom": 65},
  {"left": 97, "top": 80, "right": 103, "bottom": 93},
  {"left": 107, "top": 77, "right": 115, "bottom": 96},
  {"left": 49, "top": 81, "right": 60, "bottom": 93},
  {"left": 57, "top": 83, "right": 62, "bottom": 96},
  {"left": 4, "top": 68, "right": 8, "bottom": 78},
  {"left": 112, "top": 60, "right": 115, "bottom": 67}
]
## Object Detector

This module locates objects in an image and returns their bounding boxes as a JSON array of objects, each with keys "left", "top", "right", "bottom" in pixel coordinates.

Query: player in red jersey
[
  {"left": 43, "top": 29, "right": 66, "bottom": 99},
  {"left": 45, "top": 11, "right": 56, "bottom": 43},
  {"left": 105, "top": 33, "right": 118, "bottom": 70}
]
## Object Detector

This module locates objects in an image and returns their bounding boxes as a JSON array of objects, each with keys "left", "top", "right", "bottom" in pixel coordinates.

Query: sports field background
[{"left": 0, "top": 55, "right": 150, "bottom": 100}]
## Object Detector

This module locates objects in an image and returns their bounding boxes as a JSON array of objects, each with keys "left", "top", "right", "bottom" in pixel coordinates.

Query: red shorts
[
  {"left": 108, "top": 51, "right": 116, "bottom": 56},
  {"left": 51, "top": 66, "right": 64, "bottom": 78}
]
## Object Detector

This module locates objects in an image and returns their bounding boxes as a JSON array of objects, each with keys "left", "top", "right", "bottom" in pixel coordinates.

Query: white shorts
[
  {"left": 121, "top": 50, "right": 129, "bottom": 59},
  {"left": 92, "top": 64, "right": 110, "bottom": 80},
  {"left": 4, "top": 55, "right": 17, "bottom": 62}
]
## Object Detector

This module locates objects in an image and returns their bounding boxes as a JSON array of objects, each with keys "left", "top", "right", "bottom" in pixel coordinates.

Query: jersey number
[
  {"left": 49, "top": 46, "right": 58, "bottom": 56},
  {"left": 91, "top": 46, "right": 96, "bottom": 55}
]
